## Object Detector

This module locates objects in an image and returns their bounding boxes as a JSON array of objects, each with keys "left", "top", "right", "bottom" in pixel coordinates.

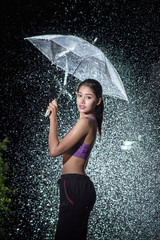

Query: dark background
[{"left": 1, "top": 0, "right": 159, "bottom": 239}]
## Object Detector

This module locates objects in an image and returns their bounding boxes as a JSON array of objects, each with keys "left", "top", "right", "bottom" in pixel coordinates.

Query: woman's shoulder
[
  {"left": 76, "top": 117, "right": 96, "bottom": 129},
  {"left": 76, "top": 117, "right": 90, "bottom": 126},
  {"left": 78, "top": 116, "right": 94, "bottom": 123}
]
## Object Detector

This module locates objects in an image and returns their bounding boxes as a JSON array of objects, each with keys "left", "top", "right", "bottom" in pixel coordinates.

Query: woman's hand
[{"left": 48, "top": 100, "right": 58, "bottom": 120}]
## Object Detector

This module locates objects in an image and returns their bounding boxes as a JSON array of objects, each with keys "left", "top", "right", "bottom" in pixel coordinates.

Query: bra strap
[{"left": 85, "top": 115, "right": 97, "bottom": 122}]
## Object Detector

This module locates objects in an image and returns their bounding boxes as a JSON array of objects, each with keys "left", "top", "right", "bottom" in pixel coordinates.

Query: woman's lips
[{"left": 79, "top": 105, "right": 85, "bottom": 109}]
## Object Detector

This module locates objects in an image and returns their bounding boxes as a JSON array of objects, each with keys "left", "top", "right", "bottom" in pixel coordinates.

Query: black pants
[{"left": 55, "top": 174, "right": 96, "bottom": 240}]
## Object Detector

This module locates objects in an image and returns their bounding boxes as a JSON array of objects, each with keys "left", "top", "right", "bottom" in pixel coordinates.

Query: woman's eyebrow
[{"left": 78, "top": 92, "right": 93, "bottom": 96}]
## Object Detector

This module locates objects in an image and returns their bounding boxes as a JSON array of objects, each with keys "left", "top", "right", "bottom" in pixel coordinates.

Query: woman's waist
[
  {"left": 62, "top": 157, "right": 87, "bottom": 175},
  {"left": 63, "top": 153, "right": 87, "bottom": 163},
  {"left": 62, "top": 165, "right": 86, "bottom": 175}
]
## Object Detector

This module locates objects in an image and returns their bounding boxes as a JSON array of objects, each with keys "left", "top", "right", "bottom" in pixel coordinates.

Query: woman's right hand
[{"left": 47, "top": 100, "right": 58, "bottom": 120}]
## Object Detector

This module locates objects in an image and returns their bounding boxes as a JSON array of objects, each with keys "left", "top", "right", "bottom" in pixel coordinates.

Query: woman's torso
[{"left": 62, "top": 116, "right": 97, "bottom": 175}]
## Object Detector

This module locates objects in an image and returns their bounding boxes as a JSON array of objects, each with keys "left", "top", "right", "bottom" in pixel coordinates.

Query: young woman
[{"left": 48, "top": 79, "right": 104, "bottom": 240}]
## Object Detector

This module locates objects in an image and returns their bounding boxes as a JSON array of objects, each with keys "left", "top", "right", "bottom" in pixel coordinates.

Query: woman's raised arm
[{"left": 48, "top": 100, "right": 90, "bottom": 157}]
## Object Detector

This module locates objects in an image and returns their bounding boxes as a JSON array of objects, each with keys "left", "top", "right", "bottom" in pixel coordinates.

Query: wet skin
[{"left": 48, "top": 85, "right": 101, "bottom": 175}]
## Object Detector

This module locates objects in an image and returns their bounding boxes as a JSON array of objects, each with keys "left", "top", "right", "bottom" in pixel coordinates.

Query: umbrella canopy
[{"left": 25, "top": 34, "right": 128, "bottom": 102}]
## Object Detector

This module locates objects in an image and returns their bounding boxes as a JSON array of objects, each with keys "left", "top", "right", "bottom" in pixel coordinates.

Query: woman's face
[{"left": 76, "top": 85, "right": 99, "bottom": 115}]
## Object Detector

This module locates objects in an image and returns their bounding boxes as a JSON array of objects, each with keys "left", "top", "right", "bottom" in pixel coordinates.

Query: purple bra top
[{"left": 64, "top": 116, "right": 97, "bottom": 160}]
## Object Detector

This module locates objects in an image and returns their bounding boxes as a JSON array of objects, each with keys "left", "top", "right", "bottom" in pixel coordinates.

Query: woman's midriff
[{"left": 62, "top": 153, "right": 87, "bottom": 175}]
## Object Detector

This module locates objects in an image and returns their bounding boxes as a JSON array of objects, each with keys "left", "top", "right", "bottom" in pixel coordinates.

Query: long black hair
[{"left": 77, "top": 79, "right": 104, "bottom": 136}]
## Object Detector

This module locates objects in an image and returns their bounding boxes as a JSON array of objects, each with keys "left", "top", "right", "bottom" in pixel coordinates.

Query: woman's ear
[{"left": 96, "top": 97, "right": 102, "bottom": 106}]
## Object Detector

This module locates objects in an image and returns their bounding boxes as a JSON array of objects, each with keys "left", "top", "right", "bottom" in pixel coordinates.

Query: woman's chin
[
  {"left": 79, "top": 109, "right": 93, "bottom": 115},
  {"left": 79, "top": 108, "right": 85, "bottom": 113}
]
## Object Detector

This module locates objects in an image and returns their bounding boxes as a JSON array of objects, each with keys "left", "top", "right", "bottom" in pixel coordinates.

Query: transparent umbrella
[{"left": 25, "top": 34, "right": 128, "bottom": 115}]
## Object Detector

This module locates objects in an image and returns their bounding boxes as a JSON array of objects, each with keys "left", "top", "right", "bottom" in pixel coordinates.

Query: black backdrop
[{"left": 1, "top": 1, "right": 159, "bottom": 239}]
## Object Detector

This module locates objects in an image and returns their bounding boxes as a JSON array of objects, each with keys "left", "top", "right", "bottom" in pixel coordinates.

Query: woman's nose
[{"left": 80, "top": 97, "right": 85, "bottom": 103}]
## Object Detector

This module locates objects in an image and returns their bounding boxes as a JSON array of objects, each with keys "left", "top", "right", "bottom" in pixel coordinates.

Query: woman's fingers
[
  {"left": 47, "top": 100, "right": 58, "bottom": 117},
  {"left": 52, "top": 100, "right": 58, "bottom": 107},
  {"left": 49, "top": 100, "right": 57, "bottom": 107}
]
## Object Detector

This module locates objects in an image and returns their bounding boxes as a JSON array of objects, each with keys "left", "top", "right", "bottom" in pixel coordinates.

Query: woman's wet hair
[{"left": 77, "top": 79, "right": 104, "bottom": 136}]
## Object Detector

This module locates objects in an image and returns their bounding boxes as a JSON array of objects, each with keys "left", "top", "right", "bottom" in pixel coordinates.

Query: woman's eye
[
  {"left": 77, "top": 94, "right": 82, "bottom": 97},
  {"left": 86, "top": 96, "right": 91, "bottom": 99}
]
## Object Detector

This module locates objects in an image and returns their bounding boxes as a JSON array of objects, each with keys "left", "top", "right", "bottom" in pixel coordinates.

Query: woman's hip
[{"left": 58, "top": 173, "right": 96, "bottom": 208}]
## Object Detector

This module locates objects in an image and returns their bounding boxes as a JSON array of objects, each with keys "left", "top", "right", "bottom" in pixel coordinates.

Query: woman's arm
[
  {"left": 48, "top": 100, "right": 90, "bottom": 157},
  {"left": 48, "top": 100, "right": 59, "bottom": 156}
]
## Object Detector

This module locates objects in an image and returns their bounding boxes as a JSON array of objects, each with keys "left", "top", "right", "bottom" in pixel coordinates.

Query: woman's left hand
[{"left": 48, "top": 100, "right": 58, "bottom": 119}]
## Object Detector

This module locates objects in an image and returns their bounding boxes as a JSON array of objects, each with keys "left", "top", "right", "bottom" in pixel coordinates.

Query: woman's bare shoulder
[
  {"left": 74, "top": 117, "right": 96, "bottom": 131},
  {"left": 72, "top": 117, "right": 90, "bottom": 131},
  {"left": 76, "top": 117, "right": 94, "bottom": 126}
]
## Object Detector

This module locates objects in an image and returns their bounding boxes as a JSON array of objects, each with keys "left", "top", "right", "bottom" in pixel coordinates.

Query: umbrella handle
[{"left": 44, "top": 109, "right": 50, "bottom": 117}]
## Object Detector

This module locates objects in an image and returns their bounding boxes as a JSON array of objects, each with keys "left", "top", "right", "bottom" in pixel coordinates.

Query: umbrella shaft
[
  {"left": 44, "top": 85, "right": 67, "bottom": 117},
  {"left": 57, "top": 85, "right": 67, "bottom": 100}
]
